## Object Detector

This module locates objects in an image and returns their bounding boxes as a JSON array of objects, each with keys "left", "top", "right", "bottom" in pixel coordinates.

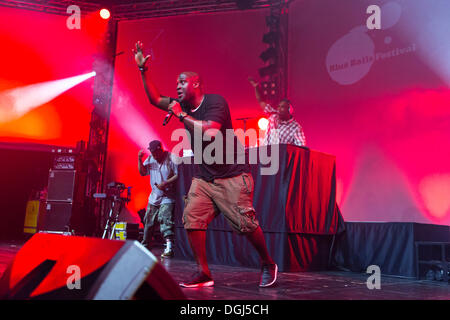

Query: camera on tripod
[
  {"left": 94, "top": 181, "right": 131, "bottom": 203},
  {"left": 106, "top": 181, "right": 131, "bottom": 202},
  {"left": 97, "top": 181, "right": 133, "bottom": 239}
]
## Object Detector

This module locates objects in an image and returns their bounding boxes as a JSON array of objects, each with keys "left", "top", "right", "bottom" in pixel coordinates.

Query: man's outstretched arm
[
  {"left": 133, "top": 41, "right": 170, "bottom": 112},
  {"left": 248, "top": 77, "right": 267, "bottom": 111}
]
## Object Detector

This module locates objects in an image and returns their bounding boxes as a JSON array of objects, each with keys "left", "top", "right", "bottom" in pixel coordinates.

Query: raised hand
[
  {"left": 138, "top": 149, "right": 146, "bottom": 160},
  {"left": 133, "top": 41, "right": 151, "bottom": 67}
]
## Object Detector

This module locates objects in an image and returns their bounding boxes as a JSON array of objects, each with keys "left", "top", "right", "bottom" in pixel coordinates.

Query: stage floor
[{"left": 1, "top": 240, "right": 449, "bottom": 300}]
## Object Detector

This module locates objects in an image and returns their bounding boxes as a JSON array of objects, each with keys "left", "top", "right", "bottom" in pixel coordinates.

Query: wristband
[
  {"left": 179, "top": 112, "right": 187, "bottom": 122},
  {"left": 138, "top": 65, "right": 148, "bottom": 73}
]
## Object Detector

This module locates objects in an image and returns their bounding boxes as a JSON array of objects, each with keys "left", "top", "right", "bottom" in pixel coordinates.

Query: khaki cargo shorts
[{"left": 182, "top": 172, "right": 259, "bottom": 234}]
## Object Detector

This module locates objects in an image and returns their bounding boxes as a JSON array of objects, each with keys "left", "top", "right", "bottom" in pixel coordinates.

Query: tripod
[{"left": 101, "top": 195, "right": 125, "bottom": 240}]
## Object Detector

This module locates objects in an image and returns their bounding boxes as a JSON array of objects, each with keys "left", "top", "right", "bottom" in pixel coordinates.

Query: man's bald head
[
  {"left": 177, "top": 71, "right": 204, "bottom": 104},
  {"left": 180, "top": 71, "right": 204, "bottom": 90}
]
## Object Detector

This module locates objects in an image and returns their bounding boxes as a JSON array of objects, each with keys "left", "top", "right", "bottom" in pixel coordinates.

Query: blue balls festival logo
[{"left": 326, "top": 2, "right": 416, "bottom": 85}]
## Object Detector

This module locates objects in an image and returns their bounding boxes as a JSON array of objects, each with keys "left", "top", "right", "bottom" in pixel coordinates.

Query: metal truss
[
  {"left": 0, "top": 0, "right": 283, "bottom": 20},
  {"left": 0, "top": 0, "right": 101, "bottom": 15},
  {"left": 87, "top": 20, "right": 119, "bottom": 236},
  {"left": 111, "top": 0, "right": 283, "bottom": 21},
  {"left": 258, "top": 1, "right": 289, "bottom": 105}
]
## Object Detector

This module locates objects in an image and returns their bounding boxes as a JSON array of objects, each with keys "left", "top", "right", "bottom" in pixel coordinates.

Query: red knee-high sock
[
  {"left": 245, "top": 226, "right": 274, "bottom": 266},
  {"left": 187, "top": 230, "right": 211, "bottom": 277}
]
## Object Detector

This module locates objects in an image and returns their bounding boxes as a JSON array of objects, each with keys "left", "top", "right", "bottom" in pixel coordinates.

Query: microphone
[
  {"left": 163, "top": 111, "right": 173, "bottom": 126},
  {"left": 162, "top": 98, "right": 180, "bottom": 126}
]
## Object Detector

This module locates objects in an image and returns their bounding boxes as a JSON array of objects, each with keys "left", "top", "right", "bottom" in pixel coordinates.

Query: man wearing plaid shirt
[{"left": 249, "top": 78, "right": 306, "bottom": 147}]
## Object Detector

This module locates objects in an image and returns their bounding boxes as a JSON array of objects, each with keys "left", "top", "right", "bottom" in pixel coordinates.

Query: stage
[
  {"left": 1, "top": 235, "right": 449, "bottom": 300},
  {"left": 0, "top": 222, "right": 450, "bottom": 301},
  {"left": 1, "top": 0, "right": 450, "bottom": 305},
  {"left": 0, "top": 143, "right": 449, "bottom": 300}
]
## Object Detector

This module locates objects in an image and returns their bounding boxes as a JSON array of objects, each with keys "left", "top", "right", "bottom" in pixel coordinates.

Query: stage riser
[
  {"left": 333, "top": 222, "right": 450, "bottom": 278},
  {"left": 174, "top": 227, "right": 333, "bottom": 272}
]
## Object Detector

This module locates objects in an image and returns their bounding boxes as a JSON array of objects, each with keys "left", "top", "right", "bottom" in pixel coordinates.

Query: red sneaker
[
  {"left": 259, "top": 263, "right": 278, "bottom": 287},
  {"left": 179, "top": 272, "right": 214, "bottom": 288}
]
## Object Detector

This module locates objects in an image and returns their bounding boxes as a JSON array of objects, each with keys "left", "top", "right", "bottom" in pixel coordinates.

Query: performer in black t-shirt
[{"left": 133, "top": 42, "right": 277, "bottom": 288}]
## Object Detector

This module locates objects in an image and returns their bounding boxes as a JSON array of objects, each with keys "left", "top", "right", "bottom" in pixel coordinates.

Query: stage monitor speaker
[
  {"left": 47, "top": 170, "right": 76, "bottom": 202},
  {"left": 39, "top": 202, "right": 72, "bottom": 232},
  {"left": 0, "top": 233, "right": 185, "bottom": 300}
]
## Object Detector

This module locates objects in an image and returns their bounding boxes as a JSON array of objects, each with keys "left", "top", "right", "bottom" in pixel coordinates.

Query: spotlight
[
  {"left": 99, "top": 9, "right": 111, "bottom": 20},
  {"left": 262, "top": 31, "right": 279, "bottom": 45},
  {"left": 260, "top": 80, "right": 278, "bottom": 98},
  {"left": 258, "top": 117, "right": 269, "bottom": 131},
  {"left": 0, "top": 72, "right": 97, "bottom": 123},
  {"left": 259, "top": 47, "right": 277, "bottom": 63}
]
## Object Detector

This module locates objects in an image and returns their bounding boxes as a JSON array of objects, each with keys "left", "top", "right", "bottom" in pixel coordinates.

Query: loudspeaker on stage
[{"left": 0, "top": 233, "right": 185, "bottom": 300}]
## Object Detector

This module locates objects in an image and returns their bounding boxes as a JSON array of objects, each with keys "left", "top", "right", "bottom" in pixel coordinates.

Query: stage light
[
  {"left": 419, "top": 174, "right": 450, "bottom": 219},
  {"left": 99, "top": 9, "right": 110, "bottom": 20},
  {"left": 110, "top": 80, "right": 163, "bottom": 153},
  {"left": 259, "top": 47, "right": 277, "bottom": 63},
  {"left": 262, "top": 31, "right": 279, "bottom": 45},
  {"left": 0, "top": 71, "right": 96, "bottom": 123},
  {"left": 258, "top": 117, "right": 269, "bottom": 131}
]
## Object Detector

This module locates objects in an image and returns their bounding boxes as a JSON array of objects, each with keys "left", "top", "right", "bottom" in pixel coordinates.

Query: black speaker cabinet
[
  {"left": 47, "top": 170, "right": 76, "bottom": 202},
  {"left": 39, "top": 202, "right": 73, "bottom": 232}
]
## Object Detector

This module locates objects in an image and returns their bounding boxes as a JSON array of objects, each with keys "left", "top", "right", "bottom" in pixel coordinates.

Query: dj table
[{"left": 173, "top": 144, "right": 345, "bottom": 272}]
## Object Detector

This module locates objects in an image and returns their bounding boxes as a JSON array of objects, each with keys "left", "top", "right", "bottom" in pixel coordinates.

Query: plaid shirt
[{"left": 262, "top": 104, "right": 306, "bottom": 147}]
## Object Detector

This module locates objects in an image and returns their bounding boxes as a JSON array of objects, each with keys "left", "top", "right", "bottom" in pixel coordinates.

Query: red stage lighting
[
  {"left": 0, "top": 71, "right": 96, "bottom": 123},
  {"left": 258, "top": 117, "right": 269, "bottom": 131},
  {"left": 99, "top": 9, "right": 111, "bottom": 20}
]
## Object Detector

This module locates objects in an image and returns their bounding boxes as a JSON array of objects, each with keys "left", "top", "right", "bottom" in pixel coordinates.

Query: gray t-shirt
[{"left": 143, "top": 152, "right": 179, "bottom": 205}]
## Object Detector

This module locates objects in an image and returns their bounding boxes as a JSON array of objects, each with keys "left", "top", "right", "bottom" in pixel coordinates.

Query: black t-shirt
[{"left": 178, "top": 94, "right": 249, "bottom": 181}]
